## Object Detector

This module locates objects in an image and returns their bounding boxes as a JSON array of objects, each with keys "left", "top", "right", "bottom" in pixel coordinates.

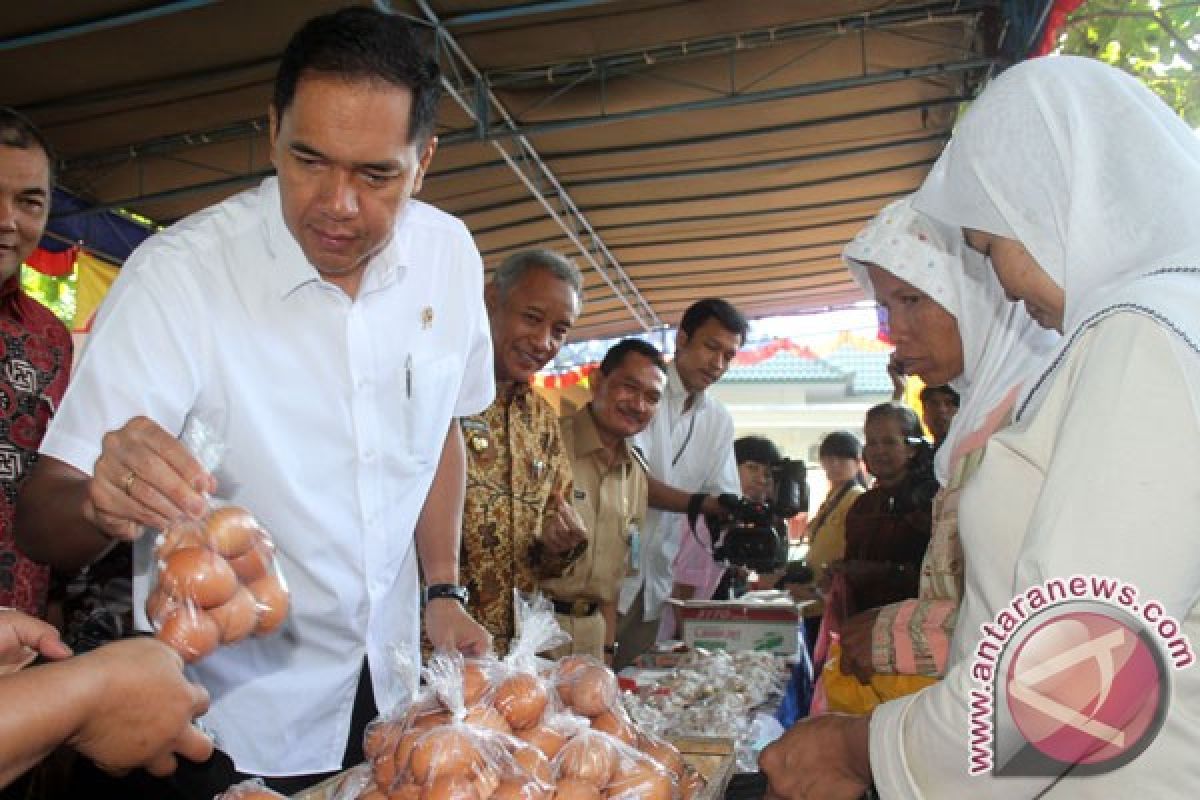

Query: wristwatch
[{"left": 423, "top": 583, "right": 470, "bottom": 607}]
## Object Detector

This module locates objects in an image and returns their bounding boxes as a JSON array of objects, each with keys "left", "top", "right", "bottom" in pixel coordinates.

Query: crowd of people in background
[{"left": 2, "top": 6, "right": 1199, "bottom": 800}]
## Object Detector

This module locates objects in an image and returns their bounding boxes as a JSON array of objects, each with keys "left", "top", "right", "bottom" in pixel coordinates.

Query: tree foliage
[
  {"left": 21, "top": 267, "right": 77, "bottom": 327},
  {"left": 1057, "top": 1, "right": 1200, "bottom": 126}
]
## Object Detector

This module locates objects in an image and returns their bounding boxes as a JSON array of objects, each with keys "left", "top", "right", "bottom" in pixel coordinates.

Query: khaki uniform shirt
[
  {"left": 460, "top": 382, "right": 574, "bottom": 654},
  {"left": 540, "top": 405, "right": 649, "bottom": 607}
]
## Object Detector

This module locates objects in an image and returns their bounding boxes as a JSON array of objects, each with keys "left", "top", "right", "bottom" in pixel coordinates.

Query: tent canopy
[{"left": 4, "top": 1, "right": 1050, "bottom": 341}]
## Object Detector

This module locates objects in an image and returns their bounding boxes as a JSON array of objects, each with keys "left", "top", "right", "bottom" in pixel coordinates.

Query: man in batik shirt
[
  {"left": 459, "top": 249, "right": 587, "bottom": 653},
  {"left": 0, "top": 109, "right": 72, "bottom": 618}
]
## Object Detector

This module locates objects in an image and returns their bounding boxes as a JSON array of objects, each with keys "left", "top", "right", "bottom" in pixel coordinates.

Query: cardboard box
[{"left": 669, "top": 591, "right": 800, "bottom": 655}]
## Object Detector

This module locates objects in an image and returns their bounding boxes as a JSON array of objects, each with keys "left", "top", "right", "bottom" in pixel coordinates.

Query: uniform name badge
[{"left": 626, "top": 523, "right": 640, "bottom": 576}]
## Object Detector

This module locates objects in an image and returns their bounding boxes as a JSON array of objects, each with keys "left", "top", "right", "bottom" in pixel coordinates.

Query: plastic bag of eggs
[{"left": 146, "top": 504, "right": 290, "bottom": 663}]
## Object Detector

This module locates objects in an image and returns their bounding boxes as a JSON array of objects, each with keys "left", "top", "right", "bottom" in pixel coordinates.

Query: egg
[
  {"left": 606, "top": 761, "right": 671, "bottom": 800},
  {"left": 494, "top": 780, "right": 550, "bottom": 800},
  {"left": 678, "top": 767, "right": 705, "bottom": 800},
  {"left": 463, "top": 660, "right": 491, "bottom": 706},
  {"left": 155, "top": 525, "right": 207, "bottom": 559},
  {"left": 553, "top": 779, "right": 602, "bottom": 800},
  {"left": 473, "top": 765, "right": 500, "bottom": 800},
  {"left": 359, "top": 791, "right": 388, "bottom": 800},
  {"left": 392, "top": 729, "right": 424, "bottom": 776},
  {"left": 159, "top": 546, "right": 239, "bottom": 609},
  {"left": 410, "top": 710, "right": 453, "bottom": 731},
  {"left": 157, "top": 606, "right": 220, "bottom": 663},
  {"left": 209, "top": 584, "right": 259, "bottom": 644},
  {"left": 637, "top": 737, "right": 682, "bottom": 780},
  {"left": 374, "top": 753, "right": 399, "bottom": 792},
  {"left": 144, "top": 587, "right": 180, "bottom": 625},
  {"left": 410, "top": 727, "right": 481, "bottom": 783},
  {"left": 205, "top": 505, "right": 261, "bottom": 558},
  {"left": 464, "top": 705, "right": 512, "bottom": 735},
  {"left": 569, "top": 666, "right": 617, "bottom": 718},
  {"left": 420, "top": 776, "right": 480, "bottom": 800},
  {"left": 365, "top": 719, "right": 405, "bottom": 762},
  {"left": 557, "top": 735, "right": 614, "bottom": 787},
  {"left": 390, "top": 784, "right": 423, "bottom": 800},
  {"left": 517, "top": 723, "right": 567, "bottom": 759},
  {"left": 511, "top": 743, "right": 552, "bottom": 785},
  {"left": 589, "top": 712, "right": 636, "bottom": 747},
  {"left": 493, "top": 673, "right": 548, "bottom": 730},
  {"left": 554, "top": 655, "right": 595, "bottom": 706},
  {"left": 247, "top": 573, "right": 290, "bottom": 635},
  {"left": 228, "top": 542, "right": 274, "bottom": 582}
]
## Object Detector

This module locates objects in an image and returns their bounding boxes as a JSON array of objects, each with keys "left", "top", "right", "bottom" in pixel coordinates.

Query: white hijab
[
  {"left": 912, "top": 55, "right": 1200, "bottom": 420},
  {"left": 844, "top": 197, "right": 1057, "bottom": 484}
]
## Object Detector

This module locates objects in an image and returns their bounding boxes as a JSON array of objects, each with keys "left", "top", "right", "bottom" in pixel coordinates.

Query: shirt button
[{"left": 364, "top": 449, "right": 377, "bottom": 462}]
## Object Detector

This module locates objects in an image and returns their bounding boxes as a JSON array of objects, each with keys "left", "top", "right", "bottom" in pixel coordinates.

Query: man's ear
[{"left": 412, "top": 135, "right": 438, "bottom": 195}]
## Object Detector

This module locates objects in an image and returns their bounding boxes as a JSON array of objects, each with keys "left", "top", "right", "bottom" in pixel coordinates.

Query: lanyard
[{"left": 671, "top": 413, "right": 698, "bottom": 468}]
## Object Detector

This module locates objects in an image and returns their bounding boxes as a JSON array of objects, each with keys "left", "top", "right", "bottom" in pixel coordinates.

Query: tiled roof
[
  {"left": 823, "top": 346, "right": 893, "bottom": 394},
  {"left": 724, "top": 351, "right": 847, "bottom": 384}
]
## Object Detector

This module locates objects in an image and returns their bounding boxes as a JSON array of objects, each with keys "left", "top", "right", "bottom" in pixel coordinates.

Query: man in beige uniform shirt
[{"left": 541, "top": 340, "right": 667, "bottom": 664}]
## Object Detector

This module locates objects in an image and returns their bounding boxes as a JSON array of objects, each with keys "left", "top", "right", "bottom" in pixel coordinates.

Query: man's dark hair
[
  {"left": 0, "top": 107, "right": 55, "bottom": 186},
  {"left": 599, "top": 338, "right": 666, "bottom": 376},
  {"left": 919, "top": 384, "right": 960, "bottom": 408},
  {"left": 734, "top": 435, "right": 782, "bottom": 466},
  {"left": 273, "top": 7, "right": 442, "bottom": 146},
  {"left": 679, "top": 298, "right": 749, "bottom": 344}
]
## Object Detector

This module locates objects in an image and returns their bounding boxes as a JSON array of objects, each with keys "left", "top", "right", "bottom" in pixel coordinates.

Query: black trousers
[{"left": 63, "top": 659, "right": 378, "bottom": 800}]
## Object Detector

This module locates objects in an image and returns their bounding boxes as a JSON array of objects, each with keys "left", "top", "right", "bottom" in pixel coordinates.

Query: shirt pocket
[{"left": 396, "top": 353, "right": 462, "bottom": 468}]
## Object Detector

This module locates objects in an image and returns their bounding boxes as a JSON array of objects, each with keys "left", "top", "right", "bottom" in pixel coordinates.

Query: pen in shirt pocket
[{"left": 406, "top": 354, "right": 413, "bottom": 399}]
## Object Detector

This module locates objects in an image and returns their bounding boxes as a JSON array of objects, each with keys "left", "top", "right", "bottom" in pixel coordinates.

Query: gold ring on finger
[{"left": 122, "top": 470, "right": 137, "bottom": 496}]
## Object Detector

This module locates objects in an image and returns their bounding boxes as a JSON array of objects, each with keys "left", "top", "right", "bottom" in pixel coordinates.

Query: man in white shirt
[
  {"left": 614, "top": 298, "right": 747, "bottom": 668},
  {"left": 14, "top": 7, "right": 492, "bottom": 797}
]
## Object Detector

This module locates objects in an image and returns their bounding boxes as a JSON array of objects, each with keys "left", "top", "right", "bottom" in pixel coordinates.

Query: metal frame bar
[
  {"left": 0, "top": 1, "right": 216, "bottom": 52},
  {"left": 389, "top": 0, "right": 661, "bottom": 332},
  {"left": 443, "top": 57, "right": 991, "bottom": 143},
  {"left": 482, "top": 1, "right": 989, "bottom": 88}
]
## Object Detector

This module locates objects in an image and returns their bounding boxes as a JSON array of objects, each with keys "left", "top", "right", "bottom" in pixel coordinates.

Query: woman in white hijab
[
  {"left": 830, "top": 196, "right": 1055, "bottom": 691},
  {"left": 759, "top": 57, "right": 1200, "bottom": 800}
]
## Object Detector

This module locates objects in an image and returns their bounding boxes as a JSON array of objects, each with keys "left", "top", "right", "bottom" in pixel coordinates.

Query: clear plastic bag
[
  {"left": 361, "top": 652, "right": 552, "bottom": 799},
  {"left": 552, "top": 729, "right": 678, "bottom": 800},
  {"left": 146, "top": 419, "right": 290, "bottom": 663},
  {"left": 212, "top": 778, "right": 287, "bottom": 799}
]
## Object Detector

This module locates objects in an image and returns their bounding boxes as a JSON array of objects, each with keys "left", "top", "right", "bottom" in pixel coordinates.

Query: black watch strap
[{"left": 423, "top": 583, "right": 469, "bottom": 607}]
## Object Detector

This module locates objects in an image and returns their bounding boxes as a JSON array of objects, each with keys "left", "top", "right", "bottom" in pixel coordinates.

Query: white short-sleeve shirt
[
  {"left": 40, "top": 178, "right": 495, "bottom": 776},
  {"left": 618, "top": 363, "right": 740, "bottom": 620}
]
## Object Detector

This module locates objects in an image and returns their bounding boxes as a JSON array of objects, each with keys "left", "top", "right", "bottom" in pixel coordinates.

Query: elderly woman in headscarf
[
  {"left": 760, "top": 56, "right": 1200, "bottom": 799},
  {"left": 811, "top": 197, "right": 1054, "bottom": 715}
]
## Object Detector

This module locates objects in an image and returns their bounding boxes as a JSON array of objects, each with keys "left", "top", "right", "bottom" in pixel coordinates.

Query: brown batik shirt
[{"left": 459, "top": 381, "right": 575, "bottom": 654}]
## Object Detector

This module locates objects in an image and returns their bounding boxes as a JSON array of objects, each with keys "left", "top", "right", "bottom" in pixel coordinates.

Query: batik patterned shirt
[
  {"left": 460, "top": 382, "right": 574, "bottom": 654},
  {"left": 0, "top": 275, "right": 72, "bottom": 616}
]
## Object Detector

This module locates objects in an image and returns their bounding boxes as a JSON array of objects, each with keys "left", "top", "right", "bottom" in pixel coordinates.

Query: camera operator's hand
[{"left": 701, "top": 494, "right": 729, "bottom": 518}]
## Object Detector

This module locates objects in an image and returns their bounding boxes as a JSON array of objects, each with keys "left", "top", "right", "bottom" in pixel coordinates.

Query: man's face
[
  {"left": 590, "top": 352, "right": 666, "bottom": 440},
  {"left": 485, "top": 268, "right": 580, "bottom": 383},
  {"left": 673, "top": 317, "right": 741, "bottom": 394},
  {"left": 922, "top": 392, "right": 958, "bottom": 442},
  {"left": 269, "top": 73, "right": 436, "bottom": 293},
  {"left": 0, "top": 145, "right": 51, "bottom": 282}
]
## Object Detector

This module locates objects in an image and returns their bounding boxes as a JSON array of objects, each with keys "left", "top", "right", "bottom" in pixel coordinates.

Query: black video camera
[{"left": 709, "top": 458, "right": 809, "bottom": 573}]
